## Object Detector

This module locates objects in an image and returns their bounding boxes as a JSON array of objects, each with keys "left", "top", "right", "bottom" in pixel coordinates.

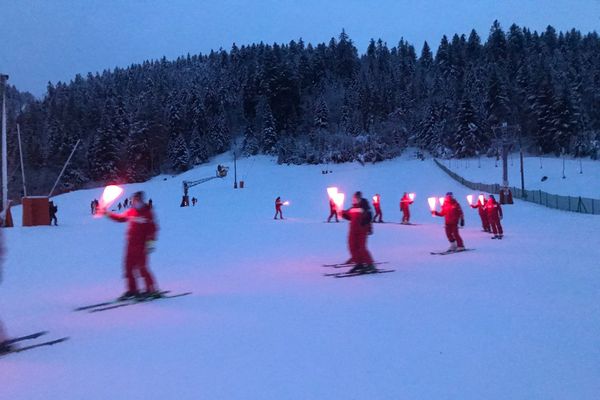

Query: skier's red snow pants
[
  {"left": 401, "top": 207, "right": 410, "bottom": 223},
  {"left": 373, "top": 206, "right": 383, "bottom": 222},
  {"left": 444, "top": 224, "right": 464, "bottom": 248},
  {"left": 489, "top": 217, "right": 503, "bottom": 235},
  {"left": 348, "top": 228, "right": 374, "bottom": 265},
  {"left": 479, "top": 209, "right": 490, "bottom": 231},
  {"left": 125, "top": 245, "right": 155, "bottom": 293}
]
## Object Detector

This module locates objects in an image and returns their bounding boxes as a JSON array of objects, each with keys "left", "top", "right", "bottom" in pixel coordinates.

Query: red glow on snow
[
  {"left": 409, "top": 193, "right": 415, "bottom": 201},
  {"left": 439, "top": 197, "right": 445, "bottom": 206},
  {"left": 427, "top": 197, "right": 437, "bottom": 211},
  {"left": 478, "top": 194, "right": 485, "bottom": 204},
  {"left": 467, "top": 194, "right": 473, "bottom": 205}
]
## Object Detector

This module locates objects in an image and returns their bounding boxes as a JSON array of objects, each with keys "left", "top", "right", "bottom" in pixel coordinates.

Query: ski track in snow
[{"left": 1, "top": 154, "right": 599, "bottom": 399}]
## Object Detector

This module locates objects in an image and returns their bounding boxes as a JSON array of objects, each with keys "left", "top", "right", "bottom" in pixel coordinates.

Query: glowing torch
[
  {"left": 409, "top": 193, "right": 415, "bottom": 201},
  {"left": 438, "top": 197, "right": 445, "bottom": 207},
  {"left": 478, "top": 194, "right": 485, "bottom": 205},
  {"left": 96, "top": 185, "right": 123, "bottom": 216},
  {"left": 327, "top": 187, "right": 338, "bottom": 199},
  {"left": 372, "top": 195, "right": 379, "bottom": 204},
  {"left": 334, "top": 192, "right": 345, "bottom": 213},
  {"left": 467, "top": 194, "right": 473, "bottom": 205},
  {"left": 283, "top": 201, "right": 290, "bottom": 206},
  {"left": 427, "top": 197, "right": 437, "bottom": 213}
]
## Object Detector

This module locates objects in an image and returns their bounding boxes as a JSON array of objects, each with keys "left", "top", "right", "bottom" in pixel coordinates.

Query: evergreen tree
[
  {"left": 261, "top": 102, "right": 278, "bottom": 154},
  {"left": 454, "top": 97, "right": 483, "bottom": 157},
  {"left": 168, "top": 133, "right": 190, "bottom": 172},
  {"left": 242, "top": 124, "right": 259, "bottom": 156}
]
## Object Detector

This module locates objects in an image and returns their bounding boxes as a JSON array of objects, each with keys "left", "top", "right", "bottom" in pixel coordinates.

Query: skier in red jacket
[
  {"left": 400, "top": 192, "right": 413, "bottom": 224},
  {"left": 274, "top": 197, "right": 284, "bottom": 220},
  {"left": 485, "top": 195, "right": 504, "bottom": 239},
  {"left": 105, "top": 191, "right": 160, "bottom": 300},
  {"left": 327, "top": 198, "right": 339, "bottom": 222},
  {"left": 372, "top": 194, "right": 383, "bottom": 223},
  {"left": 433, "top": 192, "right": 465, "bottom": 251},
  {"left": 342, "top": 192, "right": 375, "bottom": 273},
  {"left": 470, "top": 194, "right": 491, "bottom": 232}
]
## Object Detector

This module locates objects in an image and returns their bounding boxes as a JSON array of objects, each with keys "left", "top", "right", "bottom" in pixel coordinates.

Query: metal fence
[{"left": 434, "top": 159, "right": 600, "bottom": 215}]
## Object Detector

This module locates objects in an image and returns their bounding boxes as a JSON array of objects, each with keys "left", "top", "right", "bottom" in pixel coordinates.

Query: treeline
[{"left": 4, "top": 21, "right": 600, "bottom": 194}]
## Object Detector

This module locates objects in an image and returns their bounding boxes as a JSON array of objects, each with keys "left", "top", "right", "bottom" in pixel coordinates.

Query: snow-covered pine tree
[
  {"left": 261, "top": 102, "right": 278, "bottom": 154},
  {"left": 125, "top": 120, "right": 152, "bottom": 182},
  {"left": 88, "top": 110, "right": 121, "bottom": 182},
  {"left": 189, "top": 126, "right": 208, "bottom": 166},
  {"left": 454, "top": 96, "right": 482, "bottom": 157},
  {"left": 168, "top": 133, "right": 190, "bottom": 172},
  {"left": 242, "top": 124, "right": 259, "bottom": 156},
  {"left": 207, "top": 111, "right": 230, "bottom": 154}
]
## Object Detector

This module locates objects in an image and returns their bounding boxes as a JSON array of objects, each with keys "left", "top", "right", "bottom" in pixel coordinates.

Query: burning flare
[
  {"left": 478, "top": 194, "right": 485, "bottom": 205},
  {"left": 95, "top": 185, "right": 123, "bottom": 217},
  {"left": 427, "top": 197, "right": 437, "bottom": 212},
  {"left": 408, "top": 193, "right": 415, "bottom": 201},
  {"left": 438, "top": 197, "right": 445, "bottom": 207},
  {"left": 467, "top": 194, "right": 473, "bottom": 205}
]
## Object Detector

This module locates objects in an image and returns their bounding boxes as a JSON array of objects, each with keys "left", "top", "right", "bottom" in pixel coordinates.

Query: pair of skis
[
  {"left": 323, "top": 247, "right": 475, "bottom": 276},
  {"left": 322, "top": 262, "right": 395, "bottom": 278},
  {"left": 430, "top": 248, "right": 475, "bottom": 255},
  {"left": 74, "top": 290, "right": 192, "bottom": 313},
  {"left": 1, "top": 331, "right": 69, "bottom": 356}
]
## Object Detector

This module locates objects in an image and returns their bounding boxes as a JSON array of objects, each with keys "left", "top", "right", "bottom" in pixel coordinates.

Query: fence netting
[{"left": 434, "top": 159, "right": 600, "bottom": 215}]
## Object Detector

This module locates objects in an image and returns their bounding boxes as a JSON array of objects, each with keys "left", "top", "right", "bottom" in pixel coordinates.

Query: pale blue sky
[{"left": 1, "top": 0, "right": 598, "bottom": 96}]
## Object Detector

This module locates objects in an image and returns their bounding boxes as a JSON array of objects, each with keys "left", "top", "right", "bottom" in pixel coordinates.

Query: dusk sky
[{"left": 1, "top": 0, "right": 598, "bottom": 97}]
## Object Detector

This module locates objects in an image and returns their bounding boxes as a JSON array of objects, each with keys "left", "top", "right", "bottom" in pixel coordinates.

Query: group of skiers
[
  {"left": 326, "top": 192, "right": 415, "bottom": 224},
  {"left": 91, "top": 196, "right": 154, "bottom": 215},
  {"left": 469, "top": 194, "right": 504, "bottom": 239}
]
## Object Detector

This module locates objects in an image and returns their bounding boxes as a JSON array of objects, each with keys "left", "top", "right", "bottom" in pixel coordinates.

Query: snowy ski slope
[{"left": 1, "top": 154, "right": 599, "bottom": 399}]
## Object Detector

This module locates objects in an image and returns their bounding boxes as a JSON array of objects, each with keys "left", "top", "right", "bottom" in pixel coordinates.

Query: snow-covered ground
[
  {"left": 443, "top": 154, "right": 600, "bottom": 198},
  {"left": 1, "top": 154, "right": 599, "bottom": 399}
]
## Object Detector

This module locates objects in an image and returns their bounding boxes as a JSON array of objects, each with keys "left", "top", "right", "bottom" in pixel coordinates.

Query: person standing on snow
[
  {"left": 342, "top": 192, "right": 376, "bottom": 273},
  {"left": 372, "top": 194, "right": 383, "bottom": 223},
  {"left": 103, "top": 191, "right": 160, "bottom": 300},
  {"left": 274, "top": 196, "right": 284, "bottom": 220},
  {"left": 485, "top": 195, "right": 504, "bottom": 239},
  {"left": 400, "top": 192, "right": 413, "bottom": 224},
  {"left": 49, "top": 201, "right": 58, "bottom": 226},
  {"left": 470, "top": 194, "right": 490, "bottom": 232},
  {"left": 432, "top": 192, "right": 465, "bottom": 252},
  {"left": 327, "top": 198, "right": 339, "bottom": 223}
]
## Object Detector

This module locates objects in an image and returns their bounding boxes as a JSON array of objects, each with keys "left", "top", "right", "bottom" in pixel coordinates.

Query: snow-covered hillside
[
  {"left": 1, "top": 155, "right": 599, "bottom": 399},
  {"left": 443, "top": 154, "right": 600, "bottom": 198}
]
